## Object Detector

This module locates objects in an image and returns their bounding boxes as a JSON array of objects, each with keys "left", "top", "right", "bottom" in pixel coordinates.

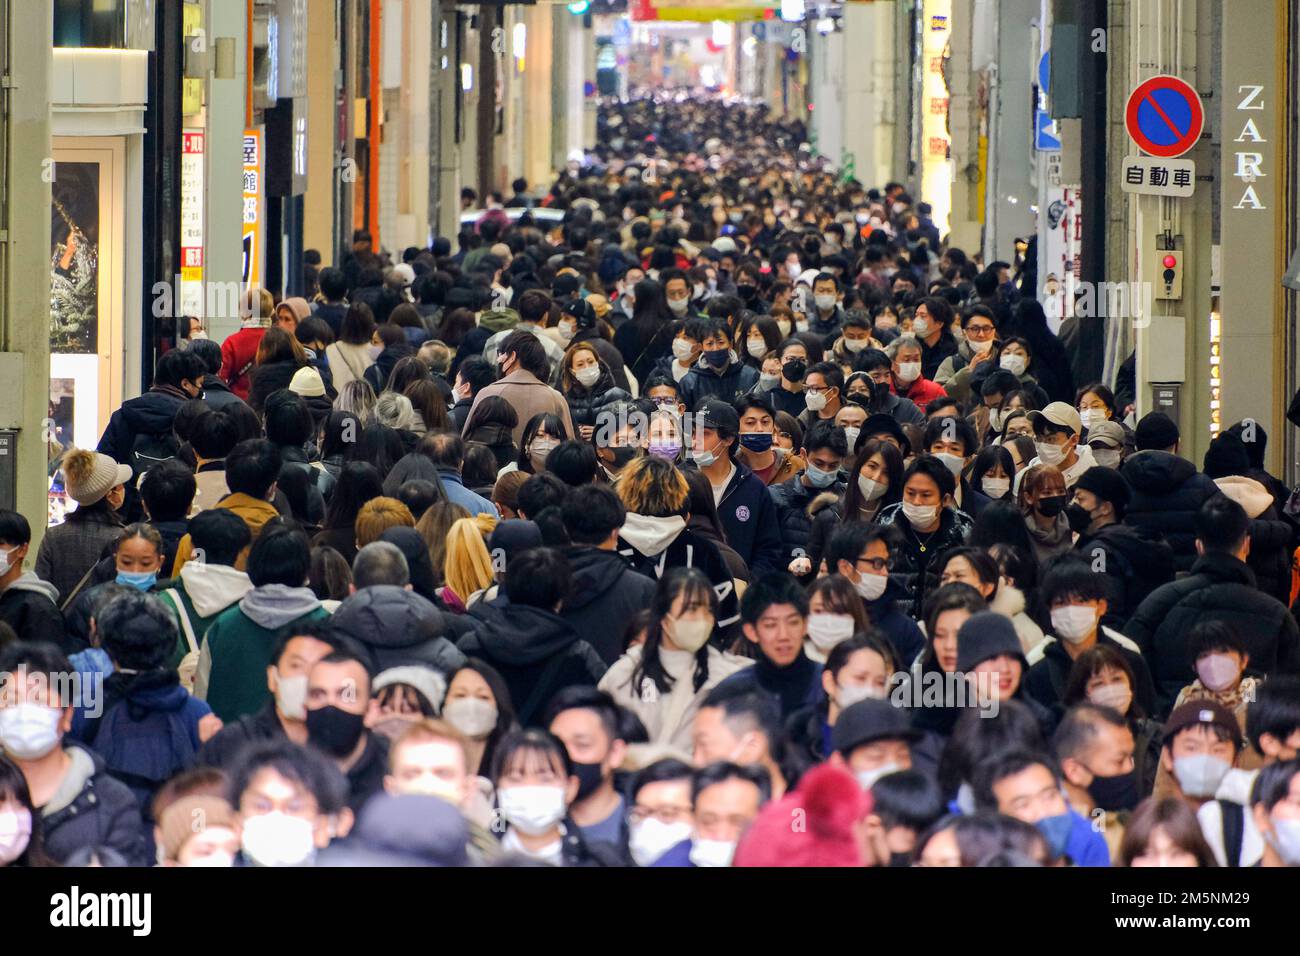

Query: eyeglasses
[
  {"left": 854, "top": 556, "right": 891, "bottom": 572},
  {"left": 966, "top": 324, "right": 996, "bottom": 336},
  {"left": 629, "top": 805, "right": 693, "bottom": 825}
]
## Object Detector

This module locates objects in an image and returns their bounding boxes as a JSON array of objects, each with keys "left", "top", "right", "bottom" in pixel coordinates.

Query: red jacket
[
  {"left": 894, "top": 374, "right": 948, "bottom": 409},
  {"left": 219, "top": 327, "right": 266, "bottom": 400}
]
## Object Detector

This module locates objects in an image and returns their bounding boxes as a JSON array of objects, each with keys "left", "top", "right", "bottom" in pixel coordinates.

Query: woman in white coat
[{"left": 599, "top": 567, "right": 752, "bottom": 755}]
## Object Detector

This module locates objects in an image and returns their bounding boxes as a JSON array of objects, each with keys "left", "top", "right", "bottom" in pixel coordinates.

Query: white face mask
[
  {"left": 1197, "top": 653, "right": 1241, "bottom": 692},
  {"left": 443, "top": 697, "right": 499, "bottom": 738},
  {"left": 911, "top": 317, "right": 930, "bottom": 337},
  {"left": 1267, "top": 816, "right": 1300, "bottom": 866},
  {"left": 858, "top": 474, "right": 887, "bottom": 502},
  {"left": 856, "top": 762, "right": 903, "bottom": 792},
  {"left": 844, "top": 338, "right": 869, "bottom": 353},
  {"left": 815, "top": 294, "right": 837, "bottom": 311},
  {"left": 1087, "top": 682, "right": 1133, "bottom": 714},
  {"left": 747, "top": 338, "right": 768, "bottom": 359},
  {"left": 693, "top": 283, "right": 706, "bottom": 300},
  {"left": 895, "top": 362, "right": 921, "bottom": 384},
  {"left": 630, "top": 818, "right": 694, "bottom": 867},
  {"left": 1092, "top": 448, "right": 1122, "bottom": 469},
  {"left": 1035, "top": 441, "right": 1069, "bottom": 466},
  {"left": 0, "top": 547, "right": 16, "bottom": 578},
  {"left": 982, "top": 476, "right": 1010, "bottom": 498},
  {"left": 558, "top": 320, "right": 577, "bottom": 341},
  {"left": 1079, "top": 408, "right": 1105, "bottom": 429},
  {"left": 574, "top": 365, "right": 601, "bottom": 388},
  {"left": 274, "top": 672, "right": 309, "bottom": 722},
  {"left": 988, "top": 409, "right": 1006, "bottom": 433},
  {"left": 0, "top": 808, "right": 32, "bottom": 864},
  {"left": 843, "top": 427, "right": 860, "bottom": 453},
  {"left": 689, "top": 837, "right": 737, "bottom": 868},
  {"left": 185, "top": 851, "right": 235, "bottom": 868},
  {"left": 667, "top": 297, "right": 689, "bottom": 316},
  {"left": 1050, "top": 605, "right": 1098, "bottom": 644},
  {"left": 0, "top": 703, "right": 63, "bottom": 760},
  {"left": 935, "top": 452, "right": 966, "bottom": 479},
  {"left": 775, "top": 319, "right": 792, "bottom": 338},
  {"left": 969, "top": 337, "right": 994, "bottom": 355},
  {"left": 795, "top": 318, "right": 810, "bottom": 333},
  {"left": 1000, "top": 353, "right": 1027, "bottom": 376},
  {"left": 529, "top": 437, "right": 560, "bottom": 470},
  {"left": 804, "top": 391, "right": 828, "bottom": 412},
  {"left": 671, "top": 338, "right": 695, "bottom": 362},
  {"left": 806, "top": 613, "right": 855, "bottom": 653},
  {"left": 838, "top": 681, "right": 885, "bottom": 711},
  {"left": 240, "top": 812, "right": 317, "bottom": 867},
  {"left": 853, "top": 570, "right": 889, "bottom": 602},
  {"left": 1172, "top": 754, "right": 1232, "bottom": 799},
  {"left": 663, "top": 615, "right": 714, "bottom": 653},
  {"left": 759, "top": 372, "right": 780, "bottom": 390},
  {"left": 901, "top": 501, "right": 939, "bottom": 528},
  {"left": 499, "top": 785, "right": 568, "bottom": 836}
]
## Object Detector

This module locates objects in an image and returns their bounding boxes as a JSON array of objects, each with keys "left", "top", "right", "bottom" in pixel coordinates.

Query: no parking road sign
[{"left": 1125, "top": 75, "right": 1204, "bottom": 158}]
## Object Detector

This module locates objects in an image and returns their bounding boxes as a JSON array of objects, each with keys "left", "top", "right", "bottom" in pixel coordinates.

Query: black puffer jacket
[
  {"left": 1073, "top": 522, "right": 1175, "bottom": 630},
  {"left": 1120, "top": 451, "right": 1219, "bottom": 574},
  {"left": 42, "top": 742, "right": 148, "bottom": 866},
  {"left": 564, "top": 372, "right": 631, "bottom": 430},
  {"left": 876, "top": 503, "right": 974, "bottom": 617},
  {"left": 769, "top": 473, "right": 847, "bottom": 570},
  {"left": 459, "top": 598, "right": 606, "bottom": 726},
  {"left": 559, "top": 546, "right": 658, "bottom": 666},
  {"left": 328, "top": 585, "right": 468, "bottom": 676},
  {"left": 1123, "top": 552, "right": 1300, "bottom": 715}
]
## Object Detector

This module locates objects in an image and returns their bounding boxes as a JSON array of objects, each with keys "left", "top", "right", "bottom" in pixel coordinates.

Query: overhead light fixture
[
  {"left": 461, "top": 62, "right": 473, "bottom": 91},
  {"left": 780, "top": 0, "right": 805, "bottom": 22},
  {"left": 567, "top": 0, "right": 590, "bottom": 13}
]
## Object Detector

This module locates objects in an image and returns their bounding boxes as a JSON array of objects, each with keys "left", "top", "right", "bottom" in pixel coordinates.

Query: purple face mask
[{"left": 647, "top": 441, "right": 682, "bottom": 462}]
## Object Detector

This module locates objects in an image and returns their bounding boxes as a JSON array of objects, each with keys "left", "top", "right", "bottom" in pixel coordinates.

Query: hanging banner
[
  {"left": 241, "top": 127, "right": 264, "bottom": 291},
  {"left": 180, "top": 130, "right": 205, "bottom": 317}
]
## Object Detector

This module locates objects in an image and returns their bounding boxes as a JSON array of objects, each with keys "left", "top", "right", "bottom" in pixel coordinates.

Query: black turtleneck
[{"left": 752, "top": 649, "right": 819, "bottom": 717}]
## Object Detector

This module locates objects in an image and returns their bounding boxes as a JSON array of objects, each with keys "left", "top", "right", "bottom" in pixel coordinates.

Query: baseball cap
[
  {"left": 1161, "top": 700, "right": 1242, "bottom": 749},
  {"left": 694, "top": 398, "right": 740, "bottom": 434},
  {"left": 1086, "top": 420, "right": 1126, "bottom": 449},
  {"left": 1028, "top": 401, "right": 1083, "bottom": 436}
]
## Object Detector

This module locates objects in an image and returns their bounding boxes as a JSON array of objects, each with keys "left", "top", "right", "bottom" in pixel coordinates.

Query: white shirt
[{"left": 711, "top": 463, "right": 736, "bottom": 508}]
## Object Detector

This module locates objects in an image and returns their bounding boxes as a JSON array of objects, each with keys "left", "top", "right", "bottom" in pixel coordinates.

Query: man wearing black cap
[
  {"left": 1159, "top": 700, "right": 1244, "bottom": 815},
  {"left": 1120, "top": 412, "right": 1218, "bottom": 574},
  {"left": 1068, "top": 466, "right": 1174, "bottom": 629},
  {"left": 831, "top": 698, "right": 920, "bottom": 792},
  {"left": 686, "top": 399, "right": 785, "bottom": 577}
]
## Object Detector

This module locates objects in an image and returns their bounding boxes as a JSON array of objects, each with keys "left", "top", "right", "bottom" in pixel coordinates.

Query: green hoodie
[{"left": 478, "top": 308, "right": 520, "bottom": 334}]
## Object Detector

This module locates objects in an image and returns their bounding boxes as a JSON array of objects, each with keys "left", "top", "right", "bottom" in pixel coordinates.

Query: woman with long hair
[
  {"left": 317, "top": 411, "right": 361, "bottom": 479},
  {"left": 443, "top": 515, "right": 497, "bottom": 607},
  {"left": 312, "top": 461, "right": 383, "bottom": 563},
  {"left": 0, "top": 755, "right": 52, "bottom": 866},
  {"left": 442, "top": 659, "right": 518, "bottom": 778},
  {"left": 463, "top": 396, "right": 520, "bottom": 472},
  {"left": 559, "top": 340, "right": 631, "bottom": 442},
  {"left": 326, "top": 301, "right": 378, "bottom": 390},
  {"left": 333, "top": 378, "right": 377, "bottom": 426},
  {"left": 247, "top": 326, "right": 310, "bottom": 413},
  {"left": 613, "top": 278, "right": 675, "bottom": 385},
  {"left": 598, "top": 567, "right": 753, "bottom": 752},
  {"left": 416, "top": 500, "right": 471, "bottom": 592},
  {"left": 806, "top": 439, "right": 904, "bottom": 574},
  {"left": 403, "top": 379, "right": 450, "bottom": 435},
  {"left": 514, "top": 412, "right": 570, "bottom": 476},
  {"left": 347, "top": 423, "right": 405, "bottom": 482}
]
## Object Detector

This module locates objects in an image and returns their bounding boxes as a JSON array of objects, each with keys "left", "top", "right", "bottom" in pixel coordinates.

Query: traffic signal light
[{"left": 1155, "top": 249, "right": 1182, "bottom": 300}]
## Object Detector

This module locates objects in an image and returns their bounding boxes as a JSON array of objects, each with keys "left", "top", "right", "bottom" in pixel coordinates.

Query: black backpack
[{"left": 130, "top": 430, "right": 179, "bottom": 480}]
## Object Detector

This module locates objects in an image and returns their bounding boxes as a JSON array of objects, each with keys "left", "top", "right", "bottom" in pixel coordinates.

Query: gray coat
[{"left": 36, "top": 508, "right": 123, "bottom": 606}]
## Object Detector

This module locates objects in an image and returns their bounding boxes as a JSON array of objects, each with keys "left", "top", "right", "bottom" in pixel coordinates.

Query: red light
[
  {"left": 808, "top": 103, "right": 814, "bottom": 111},
  {"left": 1162, "top": 254, "right": 1177, "bottom": 268}
]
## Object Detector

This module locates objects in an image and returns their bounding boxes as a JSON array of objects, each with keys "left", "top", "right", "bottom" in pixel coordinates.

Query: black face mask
[
  {"left": 782, "top": 359, "right": 807, "bottom": 382},
  {"left": 572, "top": 760, "right": 607, "bottom": 801},
  {"left": 607, "top": 445, "right": 638, "bottom": 468},
  {"left": 737, "top": 284, "right": 758, "bottom": 302},
  {"left": 1087, "top": 769, "right": 1141, "bottom": 812},
  {"left": 1036, "top": 494, "right": 1068, "bottom": 518},
  {"left": 306, "top": 705, "right": 367, "bottom": 757},
  {"left": 889, "top": 851, "right": 913, "bottom": 868},
  {"left": 1065, "top": 502, "right": 1095, "bottom": 534}
]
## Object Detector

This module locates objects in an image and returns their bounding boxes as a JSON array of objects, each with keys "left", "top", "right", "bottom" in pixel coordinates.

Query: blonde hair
[
  {"left": 615, "top": 456, "right": 689, "bottom": 518},
  {"left": 355, "top": 496, "right": 415, "bottom": 547},
  {"left": 443, "top": 516, "right": 496, "bottom": 601},
  {"left": 416, "top": 501, "right": 470, "bottom": 581},
  {"left": 241, "top": 287, "right": 276, "bottom": 325}
]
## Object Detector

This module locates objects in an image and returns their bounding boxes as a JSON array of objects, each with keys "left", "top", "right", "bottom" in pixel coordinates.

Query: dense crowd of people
[{"left": 4, "top": 94, "right": 1300, "bottom": 869}]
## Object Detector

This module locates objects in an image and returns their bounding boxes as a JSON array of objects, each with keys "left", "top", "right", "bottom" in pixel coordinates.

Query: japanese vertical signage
[
  {"left": 241, "top": 127, "right": 264, "bottom": 290},
  {"left": 919, "top": 0, "right": 952, "bottom": 237},
  {"left": 180, "top": 130, "right": 205, "bottom": 316}
]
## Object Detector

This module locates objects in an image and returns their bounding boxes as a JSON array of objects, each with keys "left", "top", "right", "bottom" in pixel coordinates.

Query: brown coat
[{"left": 465, "top": 368, "right": 576, "bottom": 446}]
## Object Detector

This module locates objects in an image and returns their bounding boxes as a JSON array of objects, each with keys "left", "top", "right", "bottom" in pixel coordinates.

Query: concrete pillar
[
  {"left": 206, "top": 0, "right": 249, "bottom": 345},
  {"left": 1, "top": 0, "right": 55, "bottom": 539},
  {"left": 303, "top": 0, "right": 338, "bottom": 262},
  {"left": 982, "top": 0, "right": 1037, "bottom": 263}
]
